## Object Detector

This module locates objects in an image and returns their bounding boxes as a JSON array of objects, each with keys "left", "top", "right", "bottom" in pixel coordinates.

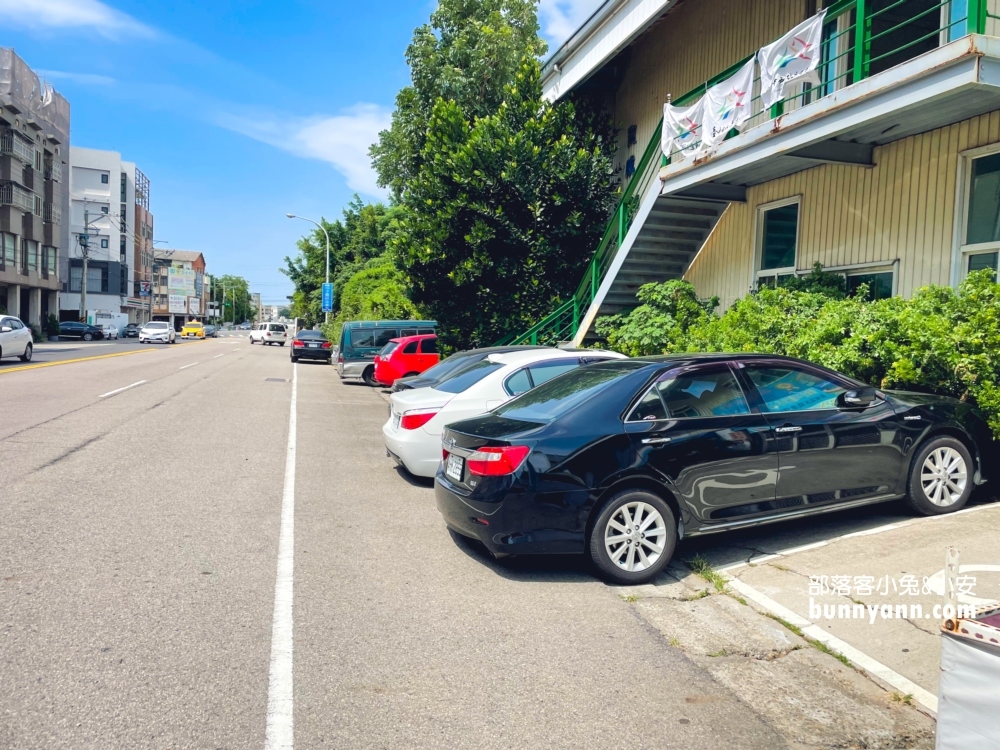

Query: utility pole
[{"left": 80, "top": 204, "right": 90, "bottom": 323}]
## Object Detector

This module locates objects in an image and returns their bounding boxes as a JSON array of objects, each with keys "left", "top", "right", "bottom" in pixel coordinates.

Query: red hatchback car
[{"left": 374, "top": 334, "right": 439, "bottom": 387}]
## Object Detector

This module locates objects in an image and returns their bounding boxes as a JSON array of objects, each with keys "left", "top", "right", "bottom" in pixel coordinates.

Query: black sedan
[
  {"left": 123, "top": 323, "right": 141, "bottom": 338},
  {"left": 290, "top": 330, "right": 332, "bottom": 363},
  {"left": 436, "top": 354, "right": 997, "bottom": 584},
  {"left": 58, "top": 321, "right": 105, "bottom": 341}
]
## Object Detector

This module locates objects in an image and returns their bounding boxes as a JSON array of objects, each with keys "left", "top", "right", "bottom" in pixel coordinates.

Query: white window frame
[
  {"left": 953, "top": 142, "right": 1000, "bottom": 285},
  {"left": 753, "top": 196, "right": 802, "bottom": 286}
]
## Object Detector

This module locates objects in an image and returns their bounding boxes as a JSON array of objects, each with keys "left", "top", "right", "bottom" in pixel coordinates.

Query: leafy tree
[
  {"left": 214, "top": 274, "right": 255, "bottom": 324},
  {"left": 322, "top": 259, "right": 420, "bottom": 342},
  {"left": 278, "top": 307, "right": 291, "bottom": 319},
  {"left": 392, "top": 60, "right": 615, "bottom": 348},
  {"left": 370, "top": 0, "right": 546, "bottom": 196}
]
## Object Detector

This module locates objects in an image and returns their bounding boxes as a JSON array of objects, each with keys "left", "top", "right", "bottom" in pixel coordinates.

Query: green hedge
[{"left": 595, "top": 270, "right": 1000, "bottom": 438}]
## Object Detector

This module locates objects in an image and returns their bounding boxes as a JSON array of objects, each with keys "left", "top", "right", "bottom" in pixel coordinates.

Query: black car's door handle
[
  {"left": 774, "top": 426, "right": 803, "bottom": 433},
  {"left": 641, "top": 437, "right": 672, "bottom": 445}
]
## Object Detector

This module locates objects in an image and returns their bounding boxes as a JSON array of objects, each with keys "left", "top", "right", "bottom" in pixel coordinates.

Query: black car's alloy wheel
[
  {"left": 589, "top": 490, "right": 677, "bottom": 585},
  {"left": 83, "top": 332, "right": 93, "bottom": 341},
  {"left": 907, "top": 437, "right": 973, "bottom": 516}
]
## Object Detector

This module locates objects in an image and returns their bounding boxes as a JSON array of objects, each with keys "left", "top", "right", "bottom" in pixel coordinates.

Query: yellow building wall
[
  {"left": 615, "top": 0, "right": 809, "bottom": 180},
  {"left": 684, "top": 112, "right": 1000, "bottom": 309}
]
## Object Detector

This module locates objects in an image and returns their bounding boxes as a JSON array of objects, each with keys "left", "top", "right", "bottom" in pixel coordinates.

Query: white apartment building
[{"left": 62, "top": 147, "right": 153, "bottom": 324}]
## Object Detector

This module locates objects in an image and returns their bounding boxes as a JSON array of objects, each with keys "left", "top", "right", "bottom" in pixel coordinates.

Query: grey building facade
[{"left": 0, "top": 48, "right": 70, "bottom": 328}]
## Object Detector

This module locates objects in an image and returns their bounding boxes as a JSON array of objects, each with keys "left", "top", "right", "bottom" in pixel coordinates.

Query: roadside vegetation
[
  {"left": 284, "top": 0, "right": 617, "bottom": 350},
  {"left": 596, "top": 267, "right": 1000, "bottom": 438}
]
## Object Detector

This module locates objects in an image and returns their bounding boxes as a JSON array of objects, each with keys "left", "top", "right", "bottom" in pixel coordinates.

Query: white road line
[
  {"left": 179, "top": 362, "right": 199, "bottom": 370},
  {"left": 213, "top": 354, "right": 225, "bottom": 359},
  {"left": 98, "top": 380, "right": 147, "bottom": 398},
  {"left": 265, "top": 362, "right": 297, "bottom": 750},
  {"left": 726, "top": 577, "right": 939, "bottom": 715}
]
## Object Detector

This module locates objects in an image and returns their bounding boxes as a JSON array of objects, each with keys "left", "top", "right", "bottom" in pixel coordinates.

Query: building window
[
  {"left": 69, "top": 265, "right": 82, "bottom": 292},
  {"left": 756, "top": 198, "right": 800, "bottom": 286},
  {"left": 101, "top": 206, "right": 109, "bottom": 214},
  {"left": 101, "top": 238, "right": 109, "bottom": 249},
  {"left": 1, "top": 232, "right": 15, "bottom": 270},
  {"left": 959, "top": 149, "right": 1000, "bottom": 280},
  {"left": 24, "top": 239, "right": 38, "bottom": 271},
  {"left": 87, "top": 266, "right": 106, "bottom": 293},
  {"left": 846, "top": 269, "right": 895, "bottom": 300},
  {"left": 101, "top": 173, "right": 109, "bottom": 184}
]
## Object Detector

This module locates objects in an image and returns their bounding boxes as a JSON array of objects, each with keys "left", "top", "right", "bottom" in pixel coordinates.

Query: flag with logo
[
  {"left": 758, "top": 9, "right": 827, "bottom": 109},
  {"left": 702, "top": 58, "right": 756, "bottom": 151},
  {"left": 662, "top": 97, "right": 705, "bottom": 161}
]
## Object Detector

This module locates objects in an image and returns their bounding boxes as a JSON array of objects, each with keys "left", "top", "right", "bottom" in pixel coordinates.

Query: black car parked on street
[
  {"left": 436, "top": 354, "right": 997, "bottom": 584},
  {"left": 290, "top": 330, "right": 333, "bottom": 364},
  {"left": 58, "top": 321, "right": 105, "bottom": 341}
]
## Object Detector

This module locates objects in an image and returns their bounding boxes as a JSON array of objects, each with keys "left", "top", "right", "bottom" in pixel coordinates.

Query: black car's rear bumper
[
  {"left": 434, "top": 475, "right": 585, "bottom": 555},
  {"left": 291, "top": 348, "right": 331, "bottom": 361}
]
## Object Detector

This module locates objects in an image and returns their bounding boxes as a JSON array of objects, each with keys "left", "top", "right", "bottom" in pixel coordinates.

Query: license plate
[
  {"left": 445, "top": 453, "right": 464, "bottom": 481},
  {"left": 392, "top": 413, "right": 400, "bottom": 430},
  {"left": 308, "top": 342, "right": 318, "bottom": 348}
]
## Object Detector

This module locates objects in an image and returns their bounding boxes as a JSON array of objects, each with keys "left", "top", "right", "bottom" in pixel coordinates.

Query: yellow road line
[{"left": 0, "top": 341, "right": 201, "bottom": 375}]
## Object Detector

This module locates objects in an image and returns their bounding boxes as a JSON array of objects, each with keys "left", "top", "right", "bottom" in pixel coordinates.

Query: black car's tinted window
[
  {"left": 629, "top": 389, "right": 668, "bottom": 421},
  {"left": 435, "top": 360, "right": 503, "bottom": 394},
  {"left": 495, "top": 363, "right": 645, "bottom": 422},
  {"left": 298, "top": 330, "right": 326, "bottom": 340},
  {"left": 746, "top": 366, "right": 845, "bottom": 412},
  {"left": 350, "top": 329, "right": 374, "bottom": 348},
  {"left": 657, "top": 368, "right": 750, "bottom": 418}
]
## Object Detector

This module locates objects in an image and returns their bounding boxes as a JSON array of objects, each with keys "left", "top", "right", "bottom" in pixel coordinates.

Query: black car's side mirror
[{"left": 838, "top": 387, "right": 877, "bottom": 408}]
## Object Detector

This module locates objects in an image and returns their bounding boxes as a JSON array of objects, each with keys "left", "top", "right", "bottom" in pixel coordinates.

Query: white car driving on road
[
  {"left": 139, "top": 321, "right": 176, "bottom": 344},
  {"left": 0, "top": 314, "right": 33, "bottom": 363},
  {"left": 250, "top": 322, "right": 289, "bottom": 346},
  {"left": 383, "top": 348, "right": 626, "bottom": 478}
]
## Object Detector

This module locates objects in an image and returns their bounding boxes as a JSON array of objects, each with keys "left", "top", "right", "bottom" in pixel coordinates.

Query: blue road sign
[{"left": 321, "top": 282, "right": 334, "bottom": 313}]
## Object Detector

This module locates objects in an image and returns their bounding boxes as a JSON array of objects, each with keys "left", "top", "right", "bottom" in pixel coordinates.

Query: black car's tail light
[
  {"left": 292, "top": 339, "right": 303, "bottom": 346},
  {"left": 467, "top": 446, "right": 530, "bottom": 477},
  {"left": 321, "top": 342, "right": 331, "bottom": 349}
]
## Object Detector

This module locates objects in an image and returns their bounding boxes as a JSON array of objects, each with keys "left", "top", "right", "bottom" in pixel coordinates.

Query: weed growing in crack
[
  {"left": 764, "top": 613, "right": 853, "bottom": 668},
  {"left": 686, "top": 555, "right": 728, "bottom": 593},
  {"left": 890, "top": 692, "right": 914, "bottom": 705}
]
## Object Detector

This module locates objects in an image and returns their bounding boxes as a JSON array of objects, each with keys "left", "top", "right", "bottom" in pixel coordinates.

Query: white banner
[
  {"left": 703, "top": 58, "right": 756, "bottom": 151},
  {"left": 758, "top": 9, "right": 827, "bottom": 109},
  {"left": 188, "top": 297, "right": 201, "bottom": 315},
  {"left": 662, "top": 97, "right": 705, "bottom": 161},
  {"left": 169, "top": 295, "right": 187, "bottom": 314}
]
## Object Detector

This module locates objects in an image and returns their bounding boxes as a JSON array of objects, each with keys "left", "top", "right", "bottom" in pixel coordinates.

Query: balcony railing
[
  {"left": 0, "top": 181, "right": 37, "bottom": 213},
  {"left": 0, "top": 129, "right": 36, "bottom": 165},
  {"left": 503, "top": 0, "right": 996, "bottom": 345},
  {"left": 43, "top": 202, "right": 61, "bottom": 224},
  {"left": 45, "top": 160, "right": 63, "bottom": 182}
]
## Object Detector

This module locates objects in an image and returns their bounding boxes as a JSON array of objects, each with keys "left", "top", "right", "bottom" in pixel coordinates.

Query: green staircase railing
[{"left": 501, "top": 0, "right": 989, "bottom": 346}]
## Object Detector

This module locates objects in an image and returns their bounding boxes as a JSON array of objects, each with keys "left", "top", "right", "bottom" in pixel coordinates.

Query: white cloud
[
  {"left": 0, "top": 0, "right": 155, "bottom": 39},
  {"left": 214, "top": 104, "right": 392, "bottom": 198},
  {"left": 538, "top": 0, "right": 605, "bottom": 47},
  {"left": 37, "top": 69, "right": 117, "bottom": 87}
]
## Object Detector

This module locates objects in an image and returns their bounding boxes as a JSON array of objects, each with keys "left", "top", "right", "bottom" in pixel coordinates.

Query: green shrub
[
  {"left": 595, "top": 270, "right": 1000, "bottom": 437},
  {"left": 45, "top": 314, "right": 60, "bottom": 339}
]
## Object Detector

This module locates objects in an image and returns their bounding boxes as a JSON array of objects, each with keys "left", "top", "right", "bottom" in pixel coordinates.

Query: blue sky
[{"left": 0, "top": 0, "right": 601, "bottom": 303}]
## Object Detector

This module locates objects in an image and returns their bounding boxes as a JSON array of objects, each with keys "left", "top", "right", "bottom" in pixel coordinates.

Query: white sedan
[
  {"left": 383, "top": 348, "right": 625, "bottom": 478},
  {"left": 101, "top": 324, "right": 119, "bottom": 340},
  {"left": 139, "top": 321, "right": 176, "bottom": 344},
  {"left": 0, "top": 314, "right": 33, "bottom": 363}
]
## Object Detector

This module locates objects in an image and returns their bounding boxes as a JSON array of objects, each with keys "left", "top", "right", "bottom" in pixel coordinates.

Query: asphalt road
[{"left": 0, "top": 337, "right": 787, "bottom": 749}]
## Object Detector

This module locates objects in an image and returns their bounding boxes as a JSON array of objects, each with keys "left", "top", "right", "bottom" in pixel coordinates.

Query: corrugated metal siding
[
  {"left": 684, "top": 111, "right": 1000, "bottom": 308},
  {"left": 614, "top": 0, "right": 808, "bottom": 181}
]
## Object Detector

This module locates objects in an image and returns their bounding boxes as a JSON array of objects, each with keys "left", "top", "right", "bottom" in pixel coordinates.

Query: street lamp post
[{"left": 286, "top": 213, "right": 332, "bottom": 324}]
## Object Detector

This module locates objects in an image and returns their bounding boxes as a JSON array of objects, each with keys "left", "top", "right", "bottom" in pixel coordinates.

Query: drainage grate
[{"left": 265, "top": 378, "right": 289, "bottom": 383}]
